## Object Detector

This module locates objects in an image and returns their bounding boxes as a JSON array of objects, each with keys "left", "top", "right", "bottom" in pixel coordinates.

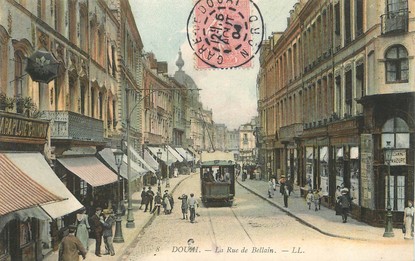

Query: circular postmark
[{"left": 187, "top": 0, "right": 264, "bottom": 69}]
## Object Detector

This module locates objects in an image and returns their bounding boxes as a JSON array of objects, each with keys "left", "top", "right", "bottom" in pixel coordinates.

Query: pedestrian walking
[
  {"left": 90, "top": 207, "right": 104, "bottom": 257},
  {"left": 139, "top": 187, "right": 147, "bottom": 210},
  {"left": 306, "top": 190, "right": 314, "bottom": 210},
  {"left": 163, "top": 190, "right": 172, "bottom": 214},
  {"left": 151, "top": 192, "right": 162, "bottom": 215},
  {"left": 313, "top": 189, "right": 319, "bottom": 211},
  {"left": 268, "top": 179, "right": 275, "bottom": 198},
  {"left": 188, "top": 193, "right": 198, "bottom": 223},
  {"left": 178, "top": 194, "right": 189, "bottom": 220},
  {"left": 144, "top": 187, "right": 154, "bottom": 212},
  {"left": 339, "top": 188, "right": 352, "bottom": 223},
  {"left": 59, "top": 225, "right": 87, "bottom": 261},
  {"left": 283, "top": 186, "right": 289, "bottom": 208},
  {"left": 100, "top": 209, "right": 115, "bottom": 256},
  {"left": 279, "top": 176, "right": 286, "bottom": 195},
  {"left": 75, "top": 208, "right": 90, "bottom": 251},
  {"left": 403, "top": 200, "right": 414, "bottom": 239}
]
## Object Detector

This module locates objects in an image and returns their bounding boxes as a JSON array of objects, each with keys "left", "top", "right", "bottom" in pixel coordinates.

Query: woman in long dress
[
  {"left": 403, "top": 200, "right": 414, "bottom": 239},
  {"left": 75, "top": 208, "right": 90, "bottom": 250}
]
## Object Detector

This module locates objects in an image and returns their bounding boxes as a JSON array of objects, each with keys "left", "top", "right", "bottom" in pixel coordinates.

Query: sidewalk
[
  {"left": 238, "top": 178, "right": 411, "bottom": 243},
  {"left": 43, "top": 173, "right": 192, "bottom": 261}
]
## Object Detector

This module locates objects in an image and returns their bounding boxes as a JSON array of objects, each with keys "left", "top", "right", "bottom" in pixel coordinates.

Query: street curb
[
  {"left": 236, "top": 180, "right": 367, "bottom": 241},
  {"left": 118, "top": 174, "right": 195, "bottom": 260}
]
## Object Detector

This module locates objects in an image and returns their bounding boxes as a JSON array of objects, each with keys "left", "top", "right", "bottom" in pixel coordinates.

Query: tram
[{"left": 200, "top": 159, "right": 236, "bottom": 206}]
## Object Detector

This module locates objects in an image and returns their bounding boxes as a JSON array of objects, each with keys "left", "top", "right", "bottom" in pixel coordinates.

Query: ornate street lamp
[
  {"left": 113, "top": 148, "right": 124, "bottom": 243},
  {"left": 157, "top": 149, "right": 162, "bottom": 194},
  {"left": 383, "top": 141, "right": 394, "bottom": 237}
]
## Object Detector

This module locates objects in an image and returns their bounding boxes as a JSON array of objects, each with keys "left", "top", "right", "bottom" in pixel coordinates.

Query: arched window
[
  {"left": 381, "top": 117, "right": 410, "bottom": 149},
  {"left": 385, "top": 45, "right": 408, "bottom": 83}
]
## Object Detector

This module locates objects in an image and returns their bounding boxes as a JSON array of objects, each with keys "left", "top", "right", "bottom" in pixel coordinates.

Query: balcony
[
  {"left": 40, "top": 111, "right": 105, "bottom": 143},
  {"left": 381, "top": 9, "right": 408, "bottom": 35}
]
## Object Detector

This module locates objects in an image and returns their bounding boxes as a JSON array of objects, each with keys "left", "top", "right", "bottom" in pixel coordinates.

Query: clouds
[{"left": 131, "top": 0, "right": 298, "bottom": 129}]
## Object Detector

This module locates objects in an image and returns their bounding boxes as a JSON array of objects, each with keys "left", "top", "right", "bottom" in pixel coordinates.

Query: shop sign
[
  {"left": 0, "top": 113, "right": 48, "bottom": 139},
  {"left": 390, "top": 150, "right": 406, "bottom": 166}
]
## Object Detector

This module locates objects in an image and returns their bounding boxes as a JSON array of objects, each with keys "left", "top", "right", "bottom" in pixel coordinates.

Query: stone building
[{"left": 257, "top": 0, "right": 414, "bottom": 226}]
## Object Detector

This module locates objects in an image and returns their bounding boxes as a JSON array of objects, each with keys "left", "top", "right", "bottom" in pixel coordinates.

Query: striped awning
[
  {"left": 0, "top": 154, "right": 62, "bottom": 216},
  {"left": 58, "top": 156, "right": 118, "bottom": 187},
  {"left": 144, "top": 149, "right": 160, "bottom": 171},
  {"left": 175, "top": 147, "right": 195, "bottom": 161},
  {"left": 98, "top": 148, "right": 146, "bottom": 181},
  {"left": 5, "top": 153, "right": 83, "bottom": 219},
  {"left": 167, "top": 145, "right": 184, "bottom": 162},
  {"left": 127, "top": 144, "right": 156, "bottom": 173},
  {"left": 146, "top": 147, "right": 176, "bottom": 165}
]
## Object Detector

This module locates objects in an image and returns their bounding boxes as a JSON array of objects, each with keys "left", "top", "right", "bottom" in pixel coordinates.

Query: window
[
  {"left": 385, "top": 175, "right": 405, "bottom": 211},
  {"left": 345, "top": 70, "right": 353, "bottom": 115},
  {"left": 385, "top": 45, "right": 408, "bottom": 82},
  {"left": 355, "top": 0, "right": 364, "bottom": 36},
  {"left": 381, "top": 117, "right": 410, "bottom": 149}
]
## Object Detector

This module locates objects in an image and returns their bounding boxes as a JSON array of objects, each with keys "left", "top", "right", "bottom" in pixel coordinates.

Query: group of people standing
[
  {"left": 268, "top": 176, "right": 293, "bottom": 208},
  {"left": 139, "top": 187, "right": 175, "bottom": 215},
  {"left": 306, "top": 188, "right": 324, "bottom": 211},
  {"left": 59, "top": 207, "right": 116, "bottom": 260}
]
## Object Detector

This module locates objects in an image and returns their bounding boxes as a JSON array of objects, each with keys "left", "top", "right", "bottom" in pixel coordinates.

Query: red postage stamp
[{"left": 187, "top": 0, "right": 264, "bottom": 69}]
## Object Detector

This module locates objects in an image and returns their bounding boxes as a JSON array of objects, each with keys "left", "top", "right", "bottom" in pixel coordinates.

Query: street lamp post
[
  {"left": 166, "top": 142, "right": 170, "bottom": 188},
  {"left": 113, "top": 148, "right": 124, "bottom": 243},
  {"left": 383, "top": 141, "right": 394, "bottom": 237},
  {"left": 157, "top": 149, "right": 162, "bottom": 194}
]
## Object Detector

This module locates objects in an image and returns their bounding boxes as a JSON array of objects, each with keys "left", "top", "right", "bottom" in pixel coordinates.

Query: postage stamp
[{"left": 187, "top": 0, "right": 264, "bottom": 69}]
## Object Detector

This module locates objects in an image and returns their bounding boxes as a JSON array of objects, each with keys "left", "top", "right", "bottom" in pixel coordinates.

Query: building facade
[{"left": 257, "top": 0, "right": 414, "bottom": 226}]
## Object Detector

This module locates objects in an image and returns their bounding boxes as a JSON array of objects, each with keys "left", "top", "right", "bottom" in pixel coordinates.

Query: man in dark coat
[
  {"left": 100, "top": 209, "right": 115, "bottom": 256},
  {"left": 139, "top": 187, "right": 147, "bottom": 210},
  {"left": 339, "top": 188, "right": 352, "bottom": 223},
  {"left": 151, "top": 192, "right": 162, "bottom": 215},
  {"left": 59, "top": 225, "right": 87, "bottom": 261},
  {"left": 144, "top": 187, "right": 154, "bottom": 212},
  {"left": 90, "top": 207, "right": 103, "bottom": 257}
]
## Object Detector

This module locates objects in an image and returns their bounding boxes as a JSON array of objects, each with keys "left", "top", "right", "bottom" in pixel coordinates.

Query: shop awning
[
  {"left": 350, "top": 147, "right": 359, "bottom": 159},
  {"left": 0, "top": 154, "right": 62, "bottom": 219},
  {"left": 167, "top": 145, "right": 184, "bottom": 162},
  {"left": 187, "top": 146, "right": 199, "bottom": 160},
  {"left": 58, "top": 156, "right": 118, "bottom": 187},
  {"left": 144, "top": 149, "right": 160, "bottom": 171},
  {"left": 98, "top": 148, "right": 146, "bottom": 181},
  {"left": 146, "top": 146, "right": 176, "bottom": 165},
  {"left": 5, "top": 153, "right": 84, "bottom": 219},
  {"left": 0, "top": 206, "right": 50, "bottom": 232},
  {"left": 175, "top": 147, "right": 195, "bottom": 161},
  {"left": 127, "top": 144, "right": 156, "bottom": 173}
]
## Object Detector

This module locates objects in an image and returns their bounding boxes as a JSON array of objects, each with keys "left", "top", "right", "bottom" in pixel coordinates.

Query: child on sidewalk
[{"left": 306, "top": 190, "right": 314, "bottom": 210}]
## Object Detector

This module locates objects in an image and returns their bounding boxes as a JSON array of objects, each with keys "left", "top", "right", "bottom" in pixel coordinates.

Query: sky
[{"left": 130, "top": 0, "right": 298, "bottom": 129}]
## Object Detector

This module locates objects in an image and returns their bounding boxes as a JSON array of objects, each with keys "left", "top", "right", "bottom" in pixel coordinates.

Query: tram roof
[{"left": 201, "top": 160, "right": 235, "bottom": 167}]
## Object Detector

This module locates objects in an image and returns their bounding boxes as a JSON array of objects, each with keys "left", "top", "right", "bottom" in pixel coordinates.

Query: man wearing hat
[
  {"left": 339, "top": 188, "right": 352, "bottom": 223},
  {"left": 100, "top": 209, "right": 115, "bottom": 256},
  {"left": 59, "top": 225, "right": 87, "bottom": 261},
  {"left": 144, "top": 187, "right": 154, "bottom": 213},
  {"left": 178, "top": 194, "right": 189, "bottom": 220},
  {"left": 90, "top": 207, "right": 104, "bottom": 256},
  {"left": 151, "top": 192, "right": 162, "bottom": 215}
]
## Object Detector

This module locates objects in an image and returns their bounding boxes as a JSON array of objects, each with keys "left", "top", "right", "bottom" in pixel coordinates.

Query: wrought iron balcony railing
[
  {"left": 381, "top": 9, "right": 409, "bottom": 35},
  {"left": 40, "top": 111, "right": 105, "bottom": 142}
]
